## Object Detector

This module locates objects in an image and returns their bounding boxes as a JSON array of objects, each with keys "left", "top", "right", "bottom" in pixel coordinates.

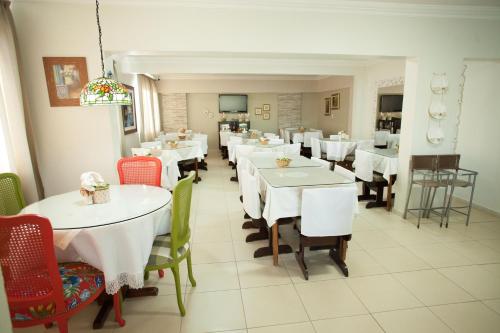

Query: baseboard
[{"left": 451, "top": 196, "right": 500, "bottom": 217}]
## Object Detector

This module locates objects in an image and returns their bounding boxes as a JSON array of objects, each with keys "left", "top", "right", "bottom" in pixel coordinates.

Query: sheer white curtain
[
  {"left": 0, "top": 2, "right": 43, "bottom": 202},
  {"left": 137, "top": 74, "right": 161, "bottom": 142}
]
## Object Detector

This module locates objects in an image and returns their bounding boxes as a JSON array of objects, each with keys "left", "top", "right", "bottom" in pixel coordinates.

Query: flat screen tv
[
  {"left": 219, "top": 94, "right": 248, "bottom": 113},
  {"left": 379, "top": 94, "right": 403, "bottom": 113}
]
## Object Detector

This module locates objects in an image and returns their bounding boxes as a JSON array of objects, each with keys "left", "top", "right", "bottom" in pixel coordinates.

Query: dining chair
[
  {"left": 0, "top": 173, "right": 26, "bottom": 216},
  {"left": 0, "top": 214, "right": 124, "bottom": 332},
  {"left": 117, "top": 156, "right": 162, "bottom": 187},
  {"left": 311, "top": 157, "right": 331, "bottom": 169},
  {"left": 268, "top": 138, "right": 284, "bottom": 145},
  {"left": 263, "top": 133, "right": 278, "bottom": 139},
  {"left": 333, "top": 165, "right": 356, "bottom": 183},
  {"left": 374, "top": 130, "right": 389, "bottom": 148},
  {"left": 303, "top": 131, "right": 321, "bottom": 148},
  {"left": 240, "top": 168, "right": 268, "bottom": 242},
  {"left": 285, "top": 143, "right": 302, "bottom": 156},
  {"left": 329, "top": 135, "right": 340, "bottom": 141},
  {"left": 310, "top": 137, "right": 324, "bottom": 160},
  {"left": 295, "top": 186, "right": 357, "bottom": 279},
  {"left": 144, "top": 172, "right": 197, "bottom": 316}
]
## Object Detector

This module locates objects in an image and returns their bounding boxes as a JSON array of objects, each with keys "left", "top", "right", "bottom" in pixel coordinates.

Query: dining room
[{"left": 1, "top": 1, "right": 500, "bottom": 333}]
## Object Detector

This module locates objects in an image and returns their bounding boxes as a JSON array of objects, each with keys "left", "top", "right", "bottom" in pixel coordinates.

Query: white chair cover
[
  {"left": 300, "top": 187, "right": 357, "bottom": 237},
  {"left": 141, "top": 141, "right": 162, "bottom": 149},
  {"left": 311, "top": 137, "right": 322, "bottom": 159},
  {"left": 387, "top": 134, "right": 400, "bottom": 149},
  {"left": 268, "top": 138, "right": 284, "bottom": 144},
  {"left": 237, "top": 156, "right": 251, "bottom": 195},
  {"left": 333, "top": 165, "right": 355, "bottom": 182},
  {"left": 192, "top": 133, "right": 208, "bottom": 155},
  {"left": 356, "top": 139, "right": 374, "bottom": 150},
  {"left": 311, "top": 157, "right": 330, "bottom": 168},
  {"left": 279, "top": 129, "right": 285, "bottom": 140},
  {"left": 374, "top": 130, "right": 390, "bottom": 146},
  {"left": 264, "top": 133, "right": 278, "bottom": 139},
  {"left": 241, "top": 168, "right": 262, "bottom": 219},
  {"left": 229, "top": 136, "right": 243, "bottom": 143},
  {"left": 131, "top": 147, "right": 150, "bottom": 156},
  {"left": 250, "top": 151, "right": 280, "bottom": 159},
  {"left": 160, "top": 152, "right": 181, "bottom": 190},
  {"left": 235, "top": 145, "right": 256, "bottom": 163},
  {"left": 282, "top": 143, "right": 301, "bottom": 156},
  {"left": 354, "top": 149, "right": 374, "bottom": 182},
  {"left": 330, "top": 135, "right": 340, "bottom": 141},
  {"left": 303, "top": 131, "right": 321, "bottom": 148}
]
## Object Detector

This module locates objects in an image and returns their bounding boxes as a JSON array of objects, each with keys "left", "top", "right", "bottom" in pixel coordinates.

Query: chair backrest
[
  {"left": 117, "top": 156, "right": 162, "bottom": 187},
  {"left": 131, "top": 147, "right": 151, "bottom": 156},
  {"left": 387, "top": 134, "right": 400, "bottom": 149},
  {"left": 410, "top": 155, "right": 438, "bottom": 172},
  {"left": 268, "top": 138, "right": 284, "bottom": 145},
  {"left": 0, "top": 173, "right": 26, "bottom": 216},
  {"left": 303, "top": 131, "right": 321, "bottom": 148},
  {"left": 374, "top": 131, "right": 389, "bottom": 146},
  {"left": 437, "top": 154, "right": 460, "bottom": 171},
  {"left": 192, "top": 133, "right": 208, "bottom": 155},
  {"left": 250, "top": 151, "right": 279, "bottom": 159},
  {"left": 333, "top": 165, "right": 356, "bottom": 182},
  {"left": 229, "top": 136, "right": 243, "bottom": 143},
  {"left": 356, "top": 139, "right": 374, "bottom": 150},
  {"left": 263, "top": 133, "right": 278, "bottom": 139},
  {"left": 235, "top": 145, "right": 256, "bottom": 162},
  {"left": 301, "top": 187, "right": 357, "bottom": 237},
  {"left": 310, "top": 138, "right": 322, "bottom": 159},
  {"left": 311, "top": 157, "right": 331, "bottom": 168},
  {"left": 282, "top": 143, "right": 301, "bottom": 156},
  {"left": 170, "top": 172, "right": 195, "bottom": 259},
  {"left": 330, "top": 135, "right": 340, "bottom": 141},
  {"left": 354, "top": 149, "right": 374, "bottom": 182},
  {"left": 240, "top": 169, "right": 262, "bottom": 219},
  {"left": 140, "top": 141, "right": 162, "bottom": 149},
  {"left": 0, "top": 215, "right": 65, "bottom": 316}
]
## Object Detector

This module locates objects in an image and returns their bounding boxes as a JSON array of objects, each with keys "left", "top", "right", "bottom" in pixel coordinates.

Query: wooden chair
[
  {"left": 0, "top": 214, "right": 124, "bottom": 332},
  {"left": 0, "top": 173, "right": 26, "bottom": 216},
  {"left": 144, "top": 172, "right": 196, "bottom": 316},
  {"left": 295, "top": 186, "right": 357, "bottom": 279}
]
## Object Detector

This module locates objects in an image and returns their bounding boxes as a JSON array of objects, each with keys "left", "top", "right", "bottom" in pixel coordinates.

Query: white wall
[{"left": 455, "top": 61, "right": 500, "bottom": 214}]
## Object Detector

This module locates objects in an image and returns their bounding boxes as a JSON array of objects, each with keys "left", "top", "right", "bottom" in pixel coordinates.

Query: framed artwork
[
  {"left": 331, "top": 93, "right": 340, "bottom": 110},
  {"left": 324, "top": 97, "right": 331, "bottom": 116},
  {"left": 42, "top": 57, "right": 89, "bottom": 107},
  {"left": 263, "top": 104, "right": 270, "bottom": 111},
  {"left": 255, "top": 107, "right": 262, "bottom": 115},
  {"left": 121, "top": 84, "right": 137, "bottom": 134},
  {"left": 263, "top": 112, "right": 270, "bottom": 120}
]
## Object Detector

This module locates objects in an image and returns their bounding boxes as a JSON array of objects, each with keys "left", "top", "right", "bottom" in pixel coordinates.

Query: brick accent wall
[
  {"left": 278, "top": 93, "right": 302, "bottom": 129},
  {"left": 160, "top": 93, "right": 188, "bottom": 132}
]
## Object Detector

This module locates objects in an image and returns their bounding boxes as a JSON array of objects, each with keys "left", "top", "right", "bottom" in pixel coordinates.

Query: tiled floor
[{"left": 16, "top": 155, "right": 500, "bottom": 333}]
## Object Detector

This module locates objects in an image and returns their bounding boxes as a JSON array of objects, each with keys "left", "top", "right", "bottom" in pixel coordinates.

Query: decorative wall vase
[
  {"left": 428, "top": 100, "right": 447, "bottom": 119},
  {"left": 427, "top": 127, "right": 444, "bottom": 145},
  {"left": 430, "top": 73, "right": 448, "bottom": 94}
]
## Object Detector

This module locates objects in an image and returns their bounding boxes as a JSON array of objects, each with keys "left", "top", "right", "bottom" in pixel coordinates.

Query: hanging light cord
[{"left": 95, "top": 0, "right": 105, "bottom": 77}]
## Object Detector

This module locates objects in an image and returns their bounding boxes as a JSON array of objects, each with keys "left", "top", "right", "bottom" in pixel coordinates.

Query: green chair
[
  {"left": 0, "top": 173, "right": 26, "bottom": 216},
  {"left": 145, "top": 171, "right": 196, "bottom": 316}
]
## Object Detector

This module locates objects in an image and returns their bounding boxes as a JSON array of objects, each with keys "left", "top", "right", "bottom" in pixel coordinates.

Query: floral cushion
[{"left": 10, "top": 262, "right": 104, "bottom": 322}]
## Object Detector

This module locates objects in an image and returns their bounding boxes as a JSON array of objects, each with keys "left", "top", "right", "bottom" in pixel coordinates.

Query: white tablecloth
[
  {"left": 21, "top": 185, "right": 172, "bottom": 295},
  {"left": 161, "top": 142, "right": 204, "bottom": 163},
  {"left": 320, "top": 139, "right": 357, "bottom": 161},
  {"left": 131, "top": 148, "right": 181, "bottom": 190},
  {"left": 353, "top": 148, "right": 399, "bottom": 181},
  {"left": 290, "top": 130, "right": 323, "bottom": 144}
]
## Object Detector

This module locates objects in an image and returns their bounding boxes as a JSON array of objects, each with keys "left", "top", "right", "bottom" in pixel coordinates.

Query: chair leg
[
  {"left": 426, "top": 187, "right": 437, "bottom": 219},
  {"left": 465, "top": 182, "right": 476, "bottom": 227},
  {"left": 55, "top": 318, "right": 68, "bottom": 333},
  {"left": 187, "top": 250, "right": 197, "bottom": 287},
  {"left": 144, "top": 270, "right": 150, "bottom": 280},
  {"left": 403, "top": 180, "right": 414, "bottom": 219},
  {"left": 294, "top": 241, "right": 309, "bottom": 280},
  {"left": 417, "top": 186, "right": 427, "bottom": 228},
  {"left": 171, "top": 265, "right": 186, "bottom": 316},
  {"left": 440, "top": 185, "right": 449, "bottom": 228},
  {"left": 113, "top": 291, "right": 126, "bottom": 327},
  {"left": 44, "top": 322, "right": 53, "bottom": 329},
  {"left": 158, "top": 269, "right": 165, "bottom": 278},
  {"left": 445, "top": 183, "right": 456, "bottom": 228}
]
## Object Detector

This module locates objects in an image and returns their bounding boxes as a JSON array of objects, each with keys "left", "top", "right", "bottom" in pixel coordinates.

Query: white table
[
  {"left": 248, "top": 155, "right": 321, "bottom": 169},
  {"left": 320, "top": 139, "right": 357, "bottom": 161},
  {"left": 161, "top": 142, "right": 204, "bottom": 183},
  {"left": 21, "top": 185, "right": 172, "bottom": 295}
]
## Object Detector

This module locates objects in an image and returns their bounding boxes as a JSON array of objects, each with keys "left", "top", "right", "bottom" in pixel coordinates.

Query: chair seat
[
  {"left": 10, "top": 262, "right": 104, "bottom": 322},
  {"left": 147, "top": 235, "right": 190, "bottom": 267}
]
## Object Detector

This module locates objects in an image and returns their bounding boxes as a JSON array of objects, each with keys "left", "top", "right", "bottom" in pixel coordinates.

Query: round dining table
[{"left": 21, "top": 184, "right": 172, "bottom": 329}]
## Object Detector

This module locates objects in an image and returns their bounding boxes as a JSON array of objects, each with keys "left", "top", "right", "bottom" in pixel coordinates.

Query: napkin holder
[{"left": 80, "top": 183, "right": 110, "bottom": 205}]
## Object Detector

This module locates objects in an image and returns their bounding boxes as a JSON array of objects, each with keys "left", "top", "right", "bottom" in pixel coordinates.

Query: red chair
[
  {"left": 0, "top": 214, "right": 125, "bottom": 332},
  {"left": 117, "top": 156, "right": 165, "bottom": 278},
  {"left": 117, "top": 156, "right": 162, "bottom": 187}
]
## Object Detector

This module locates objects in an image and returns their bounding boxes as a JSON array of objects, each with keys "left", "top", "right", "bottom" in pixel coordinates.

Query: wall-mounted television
[
  {"left": 219, "top": 94, "right": 248, "bottom": 113},
  {"left": 379, "top": 94, "right": 403, "bottom": 113}
]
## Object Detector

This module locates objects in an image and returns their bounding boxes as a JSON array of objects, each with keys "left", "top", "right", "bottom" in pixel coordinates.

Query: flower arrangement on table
[
  {"left": 298, "top": 126, "right": 305, "bottom": 133},
  {"left": 259, "top": 137, "right": 269, "bottom": 145},
  {"left": 80, "top": 172, "right": 110, "bottom": 205},
  {"left": 167, "top": 140, "right": 178, "bottom": 149},
  {"left": 276, "top": 157, "right": 292, "bottom": 168}
]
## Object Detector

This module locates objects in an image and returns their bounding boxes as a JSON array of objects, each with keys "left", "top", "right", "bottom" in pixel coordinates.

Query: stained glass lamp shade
[{"left": 80, "top": 77, "right": 131, "bottom": 106}]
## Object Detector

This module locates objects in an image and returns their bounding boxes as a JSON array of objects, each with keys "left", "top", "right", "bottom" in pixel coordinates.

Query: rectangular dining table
[{"left": 248, "top": 155, "right": 321, "bottom": 169}]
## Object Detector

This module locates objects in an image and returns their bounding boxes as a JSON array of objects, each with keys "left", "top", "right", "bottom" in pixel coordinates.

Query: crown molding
[{"left": 12, "top": 0, "right": 500, "bottom": 20}]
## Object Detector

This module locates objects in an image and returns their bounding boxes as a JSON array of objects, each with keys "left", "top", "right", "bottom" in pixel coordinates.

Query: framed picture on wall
[
  {"left": 331, "top": 93, "right": 340, "bottom": 110},
  {"left": 42, "top": 57, "right": 89, "bottom": 107},
  {"left": 324, "top": 97, "right": 331, "bottom": 116},
  {"left": 255, "top": 107, "right": 262, "bottom": 115},
  {"left": 263, "top": 104, "right": 270, "bottom": 111},
  {"left": 263, "top": 112, "right": 270, "bottom": 120},
  {"left": 121, "top": 84, "right": 137, "bottom": 134}
]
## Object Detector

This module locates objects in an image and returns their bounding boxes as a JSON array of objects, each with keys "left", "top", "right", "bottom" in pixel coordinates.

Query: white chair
[
  {"left": 282, "top": 143, "right": 301, "bottom": 156},
  {"left": 251, "top": 151, "right": 280, "bottom": 159},
  {"left": 279, "top": 128, "right": 285, "bottom": 140},
  {"left": 264, "top": 133, "right": 278, "bottom": 139},
  {"left": 160, "top": 152, "right": 181, "bottom": 191},
  {"left": 330, "top": 135, "right": 340, "bottom": 141},
  {"left": 296, "top": 186, "right": 358, "bottom": 279},
  {"left": 192, "top": 133, "right": 208, "bottom": 155},
  {"left": 374, "top": 130, "right": 390, "bottom": 147},
  {"left": 356, "top": 139, "right": 374, "bottom": 150},
  {"left": 303, "top": 131, "right": 321, "bottom": 148},
  {"left": 311, "top": 157, "right": 331, "bottom": 169},
  {"left": 141, "top": 141, "right": 162, "bottom": 149},
  {"left": 240, "top": 168, "right": 269, "bottom": 242},
  {"left": 268, "top": 138, "right": 284, "bottom": 144},
  {"left": 131, "top": 147, "right": 151, "bottom": 156},
  {"left": 333, "top": 165, "right": 355, "bottom": 182},
  {"left": 310, "top": 137, "right": 323, "bottom": 159},
  {"left": 387, "top": 134, "right": 400, "bottom": 149}
]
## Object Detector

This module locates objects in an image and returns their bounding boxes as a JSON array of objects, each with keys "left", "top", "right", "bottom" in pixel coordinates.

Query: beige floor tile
[
  {"left": 346, "top": 249, "right": 388, "bottom": 277},
  {"left": 444, "top": 240, "right": 500, "bottom": 264},
  {"left": 312, "top": 315, "right": 383, "bottom": 333},
  {"left": 237, "top": 260, "right": 291, "bottom": 288},
  {"left": 295, "top": 279, "right": 368, "bottom": 320},
  {"left": 394, "top": 269, "right": 475, "bottom": 305},
  {"left": 383, "top": 228, "right": 440, "bottom": 246},
  {"left": 353, "top": 230, "right": 401, "bottom": 250},
  {"left": 369, "top": 247, "right": 431, "bottom": 272},
  {"left": 283, "top": 250, "right": 344, "bottom": 283},
  {"left": 481, "top": 263, "right": 500, "bottom": 278},
  {"left": 406, "top": 243, "right": 473, "bottom": 268},
  {"left": 181, "top": 290, "right": 246, "bottom": 333},
  {"left": 144, "top": 264, "right": 188, "bottom": 296},
  {"left": 439, "top": 265, "right": 500, "bottom": 299},
  {"left": 483, "top": 299, "right": 500, "bottom": 315},
  {"left": 480, "top": 239, "right": 500, "bottom": 253},
  {"left": 374, "top": 307, "right": 452, "bottom": 333},
  {"left": 241, "top": 284, "right": 308, "bottom": 328},
  {"left": 195, "top": 211, "right": 230, "bottom": 228},
  {"left": 191, "top": 241, "right": 235, "bottom": 264},
  {"left": 193, "top": 225, "right": 232, "bottom": 243},
  {"left": 347, "top": 274, "right": 422, "bottom": 312},
  {"left": 431, "top": 301, "right": 500, "bottom": 333},
  {"left": 421, "top": 223, "right": 472, "bottom": 242},
  {"left": 187, "top": 262, "right": 240, "bottom": 293},
  {"left": 247, "top": 322, "right": 315, "bottom": 333},
  {"left": 233, "top": 240, "right": 268, "bottom": 261}
]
